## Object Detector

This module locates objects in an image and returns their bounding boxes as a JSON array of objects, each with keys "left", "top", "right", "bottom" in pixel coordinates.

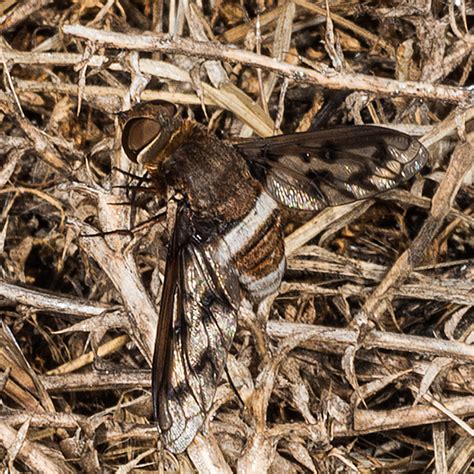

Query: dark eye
[{"left": 122, "top": 118, "right": 162, "bottom": 162}]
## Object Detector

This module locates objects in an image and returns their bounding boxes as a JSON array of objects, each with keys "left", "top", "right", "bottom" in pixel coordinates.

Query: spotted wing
[
  {"left": 236, "top": 125, "right": 428, "bottom": 211},
  {"left": 153, "top": 205, "right": 240, "bottom": 453}
]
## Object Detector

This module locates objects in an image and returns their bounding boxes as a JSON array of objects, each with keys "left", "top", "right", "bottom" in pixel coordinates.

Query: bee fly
[{"left": 121, "top": 101, "right": 428, "bottom": 453}]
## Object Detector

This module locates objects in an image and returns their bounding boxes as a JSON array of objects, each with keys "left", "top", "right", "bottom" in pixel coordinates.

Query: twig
[
  {"left": 41, "top": 370, "right": 149, "bottom": 392},
  {"left": 0, "top": 0, "right": 53, "bottom": 32},
  {"left": 62, "top": 25, "right": 473, "bottom": 104},
  {"left": 0, "top": 278, "right": 111, "bottom": 317},
  {"left": 68, "top": 217, "right": 157, "bottom": 365},
  {"left": 46, "top": 334, "right": 130, "bottom": 375},
  {"left": 351, "top": 395, "right": 474, "bottom": 436},
  {"left": 266, "top": 321, "right": 474, "bottom": 361}
]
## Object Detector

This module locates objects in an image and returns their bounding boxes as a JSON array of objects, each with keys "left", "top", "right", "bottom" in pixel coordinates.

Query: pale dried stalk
[{"left": 62, "top": 24, "right": 472, "bottom": 104}]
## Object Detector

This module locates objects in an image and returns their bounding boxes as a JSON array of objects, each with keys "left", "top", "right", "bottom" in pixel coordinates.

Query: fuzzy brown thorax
[{"left": 160, "top": 122, "right": 261, "bottom": 222}]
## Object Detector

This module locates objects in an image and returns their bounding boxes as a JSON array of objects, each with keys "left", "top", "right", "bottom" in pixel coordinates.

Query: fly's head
[{"left": 121, "top": 101, "right": 184, "bottom": 175}]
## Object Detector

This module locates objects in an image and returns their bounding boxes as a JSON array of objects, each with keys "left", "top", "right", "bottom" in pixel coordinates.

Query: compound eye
[{"left": 122, "top": 118, "right": 162, "bottom": 163}]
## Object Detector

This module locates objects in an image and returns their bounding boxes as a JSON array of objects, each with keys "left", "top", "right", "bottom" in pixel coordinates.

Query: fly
[{"left": 121, "top": 101, "right": 428, "bottom": 453}]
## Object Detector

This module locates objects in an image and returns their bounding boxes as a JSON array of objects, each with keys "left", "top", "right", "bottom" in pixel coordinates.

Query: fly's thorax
[{"left": 162, "top": 127, "right": 262, "bottom": 223}]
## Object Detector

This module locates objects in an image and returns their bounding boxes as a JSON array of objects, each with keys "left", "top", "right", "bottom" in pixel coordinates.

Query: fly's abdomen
[{"left": 222, "top": 192, "right": 285, "bottom": 302}]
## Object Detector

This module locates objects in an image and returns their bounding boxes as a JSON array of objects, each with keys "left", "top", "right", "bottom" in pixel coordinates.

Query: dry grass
[{"left": 0, "top": 0, "right": 473, "bottom": 472}]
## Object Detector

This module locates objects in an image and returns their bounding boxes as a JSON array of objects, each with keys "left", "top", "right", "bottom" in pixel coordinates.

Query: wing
[
  {"left": 235, "top": 125, "right": 428, "bottom": 211},
  {"left": 153, "top": 204, "right": 240, "bottom": 453}
]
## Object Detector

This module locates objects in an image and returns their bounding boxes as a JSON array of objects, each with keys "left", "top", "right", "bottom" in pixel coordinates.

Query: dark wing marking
[
  {"left": 235, "top": 125, "right": 428, "bottom": 211},
  {"left": 153, "top": 204, "right": 240, "bottom": 453}
]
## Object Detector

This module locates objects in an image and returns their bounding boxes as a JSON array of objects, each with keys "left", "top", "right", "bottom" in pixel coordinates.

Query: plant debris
[{"left": 0, "top": 0, "right": 473, "bottom": 472}]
